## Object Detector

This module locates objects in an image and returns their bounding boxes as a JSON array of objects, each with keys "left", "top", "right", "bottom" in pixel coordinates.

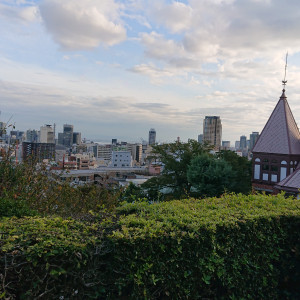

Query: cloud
[
  {"left": 149, "top": 1, "right": 193, "bottom": 33},
  {"left": 39, "top": 0, "right": 126, "bottom": 50},
  {"left": 0, "top": 2, "right": 39, "bottom": 22}
]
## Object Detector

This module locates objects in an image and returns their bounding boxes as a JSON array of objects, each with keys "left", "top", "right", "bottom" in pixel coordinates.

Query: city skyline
[{"left": 1, "top": 0, "right": 300, "bottom": 144}]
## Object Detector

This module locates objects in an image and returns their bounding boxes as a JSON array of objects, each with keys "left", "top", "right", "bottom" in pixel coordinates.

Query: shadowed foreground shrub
[{"left": 0, "top": 193, "right": 299, "bottom": 299}]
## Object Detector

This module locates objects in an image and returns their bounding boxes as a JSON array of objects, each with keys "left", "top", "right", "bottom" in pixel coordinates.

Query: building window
[
  {"left": 271, "top": 174, "right": 277, "bottom": 182},
  {"left": 262, "top": 173, "right": 268, "bottom": 181},
  {"left": 271, "top": 159, "right": 278, "bottom": 163},
  {"left": 263, "top": 158, "right": 269, "bottom": 163},
  {"left": 262, "top": 164, "right": 269, "bottom": 170},
  {"left": 280, "top": 167, "right": 287, "bottom": 181},
  {"left": 281, "top": 160, "right": 287, "bottom": 165},
  {"left": 271, "top": 165, "right": 278, "bottom": 172},
  {"left": 254, "top": 164, "right": 260, "bottom": 180},
  {"left": 255, "top": 158, "right": 261, "bottom": 162},
  {"left": 290, "top": 168, "right": 294, "bottom": 174}
]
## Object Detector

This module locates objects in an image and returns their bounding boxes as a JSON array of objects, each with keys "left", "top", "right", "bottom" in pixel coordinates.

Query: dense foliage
[
  {"left": 187, "top": 153, "right": 234, "bottom": 197},
  {"left": 1, "top": 193, "right": 299, "bottom": 299},
  {"left": 0, "top": 154, "right": 120, "bottom": 219},
  {"left": 143, "top": 141, "right": 252, "bottom": 200}
]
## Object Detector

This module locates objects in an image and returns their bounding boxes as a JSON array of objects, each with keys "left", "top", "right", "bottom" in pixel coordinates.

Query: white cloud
[
  {"left": 149, "top": 1, "right": 193, "bottom": 33},
  {"left": 39, "top": 0, "right": 127, "bottom": 50},
  {"left": 0, "top": 3, "right": 39, "bottom": 22}
]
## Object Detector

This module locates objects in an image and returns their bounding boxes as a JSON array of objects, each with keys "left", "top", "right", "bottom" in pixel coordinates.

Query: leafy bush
[
  {"left": 0, "top": 156, "right": 120, "bottom": 219},
  {"left": 1, "top": 193, "right": 299, "bottom": 299}
]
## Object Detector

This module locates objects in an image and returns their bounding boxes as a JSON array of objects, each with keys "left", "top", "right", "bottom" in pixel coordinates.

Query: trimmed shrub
[{"left": 0, "top": 193, "right": 299, "bottom": 299}]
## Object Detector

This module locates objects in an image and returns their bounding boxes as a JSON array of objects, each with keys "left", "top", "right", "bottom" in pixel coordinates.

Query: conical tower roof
[{"left": 252, "top": 90, "right": 300, "bottom": 155}]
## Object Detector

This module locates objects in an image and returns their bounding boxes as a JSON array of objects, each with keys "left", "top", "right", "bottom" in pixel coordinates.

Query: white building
[
  {"left": 110, "top": 150, "right": 132, "bottom": 167},
  {"left": 39, "top": 125, "right": 55, "bottom": 143}
]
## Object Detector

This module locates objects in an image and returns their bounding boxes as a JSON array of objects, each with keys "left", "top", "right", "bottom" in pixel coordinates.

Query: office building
[
  {"left": 149, "top": 128, "right": 156, "bottom": 145},
  {"left": 203, "top": 116, "right": 222, "bottom": 150},
  {"left": 198, "top": 134, "right": 203, "bottom": 144},
  {"left": 26, "top": 129, "right": 39, "bottom": 143},
  {"left": 249, "top": 132, "right": 259, "bottom": 151},
  {"left": 39, "top": 125, "right": 55, "bottom": 144},
  {"left": 222, "top": 141, "right": 230, "bottom": 150},
  {"left": 73, "top": 132, "right": 81, "bottom": 145},
  {"left": 239, "top": 135, "right": 247, "bottom": 150},
  {"left": 111, "top": 150, "right": 132, "bottom": 167}
]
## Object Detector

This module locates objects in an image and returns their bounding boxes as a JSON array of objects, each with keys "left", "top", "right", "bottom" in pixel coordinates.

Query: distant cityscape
[{"left": 0, "top": 117, "right": 259, "bottom": 166}]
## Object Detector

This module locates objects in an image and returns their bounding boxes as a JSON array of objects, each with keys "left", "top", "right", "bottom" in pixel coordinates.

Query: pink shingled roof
[
  {"left": 252, "top": 90, "right": 300, "bottom": 155},
  {"left": 276, "top": 165, "right": 300, "bottom": 189}
]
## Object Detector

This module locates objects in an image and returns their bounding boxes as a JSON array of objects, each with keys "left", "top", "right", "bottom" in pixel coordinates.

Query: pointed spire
[{"left": 252, "top": 89, "right": 300, "bottom": 155}]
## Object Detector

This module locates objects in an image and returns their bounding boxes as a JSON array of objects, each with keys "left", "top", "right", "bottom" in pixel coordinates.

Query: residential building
[
  {"left": 22, "top": 142, "right": 55, "bottom": 162},
  {"left": 203, "top": 116, "right": 222, "bottom": 150}
]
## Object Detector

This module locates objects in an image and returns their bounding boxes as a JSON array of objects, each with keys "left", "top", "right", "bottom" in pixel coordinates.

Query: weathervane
[{"left": 282, "top": 52, "right": 288, "bottom": 90}]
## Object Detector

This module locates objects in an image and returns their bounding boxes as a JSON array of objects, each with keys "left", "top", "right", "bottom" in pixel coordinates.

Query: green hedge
[{"left": 0, "top": 193, "right": 299, "bottom": 299}]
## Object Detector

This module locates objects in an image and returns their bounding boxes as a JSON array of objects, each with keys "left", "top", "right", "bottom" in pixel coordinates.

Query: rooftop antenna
[{"left": 282, "top": 52, "right": 288, "bottom": 91}]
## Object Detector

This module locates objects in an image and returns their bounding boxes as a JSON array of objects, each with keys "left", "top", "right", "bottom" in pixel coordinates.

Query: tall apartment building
[
  {"left": 39, "top": 125, "right": 55, "bottom": 143},
  {"left": 203, "top": 116, "right": 222, "bottom": 150},
  {"left": 22, "top": 142, "right": 55, "bottom": 162},
  {"left": 96, "top": 144, "right": 112, "bottom": 164},
  {"left": 148, "top": 128, "right": 156, "bottom": 145}
]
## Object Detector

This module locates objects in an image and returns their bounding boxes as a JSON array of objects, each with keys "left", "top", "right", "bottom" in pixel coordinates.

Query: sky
[{"left": 1, "top": 0, "right": 300, "bottom": 144}]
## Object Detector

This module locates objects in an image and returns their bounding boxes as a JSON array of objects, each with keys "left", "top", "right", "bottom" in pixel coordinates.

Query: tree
[
  {"left": 217, "top": 150, "right": 252, "bottom": 194},
  {"left": 142, "top": 140, "right": 212, "bottom": 200},
  {"left": 187, "top": 153, "right": 235, "bottom": 197}
]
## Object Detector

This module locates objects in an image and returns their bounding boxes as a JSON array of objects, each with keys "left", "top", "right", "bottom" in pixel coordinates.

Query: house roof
[
  {"left": 275, "top": 164, "right": 300, "bottom": 191},
  {"left": 252, "top": 89, "right": 300, "bottom": 155}
]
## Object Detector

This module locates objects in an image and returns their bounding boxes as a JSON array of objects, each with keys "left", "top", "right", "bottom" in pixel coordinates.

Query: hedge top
[{"left": 113, "top": 193, "right": 300, "bottom": 239}]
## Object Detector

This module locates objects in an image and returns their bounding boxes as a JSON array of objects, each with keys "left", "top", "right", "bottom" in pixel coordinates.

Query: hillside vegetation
[{"left": 1, "top": 193, "right": 299, "bottom": 299}]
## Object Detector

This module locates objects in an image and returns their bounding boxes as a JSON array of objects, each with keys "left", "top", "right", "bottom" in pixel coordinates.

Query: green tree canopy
[
  {"left": 187, "top": 153, "right": 235, "bottom": 197},
  {"left": 142, "top": 140, "right": 212, "bottom": 200},
  {"left": 217, "top": 150, "right": 252, "bottom": 194}
]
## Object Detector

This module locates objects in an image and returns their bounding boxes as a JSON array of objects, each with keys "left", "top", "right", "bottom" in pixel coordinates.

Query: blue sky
[{"left": 1, "top": 0, "right": 300, "bottom": 144}]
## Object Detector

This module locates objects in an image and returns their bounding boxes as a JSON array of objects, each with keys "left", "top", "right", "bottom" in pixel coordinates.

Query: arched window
[
  {"left": 255, "top": 158, "right": 261, "bottom": 162},
  {"left": 281, "top": 160, "right": 287, "bottom": 165}
]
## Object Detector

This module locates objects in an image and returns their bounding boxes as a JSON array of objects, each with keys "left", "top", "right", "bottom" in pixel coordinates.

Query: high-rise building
[
  {"left": 22, "top": 142, "right": 55, "bottom": 162},
  {"left": 249, "top": 132, "right": 259, "bottom": 151},
  {"left": 239, "top": 135, "right": 247, "bottom": 150},
  {"left": 203, "top": 116, "right": 222, "bottom": 150},
  {"left": 63, "top": 124, "right": 73, "bottom": 147},
  {"left": 58, "top": 124, "right": 75, "bottom": 147},
  {"left": 39, "top": 125, "right": 54, "bottom": 143},
  {"left": 198, "top": 134, "right": 203, "bottom": 144},
  {"left": 73, "top": 132, "right": 81, "bottom": 145},
  {"left": 149, "top": 128, "right": 156, "bottom": 145},
  {"left": 26, "top": 129, "right": 39, "bottom": 143}
]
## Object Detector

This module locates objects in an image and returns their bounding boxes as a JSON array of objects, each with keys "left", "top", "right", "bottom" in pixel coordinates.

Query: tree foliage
[
  {"left": 217, "top": 150, "right": 252, "bottom": 194},
  {"left": 187, "top": 153, "right": 234, "bottom": 197},
  {"left": 142, "top": 140, "right": 212, "bottom": 200}
]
